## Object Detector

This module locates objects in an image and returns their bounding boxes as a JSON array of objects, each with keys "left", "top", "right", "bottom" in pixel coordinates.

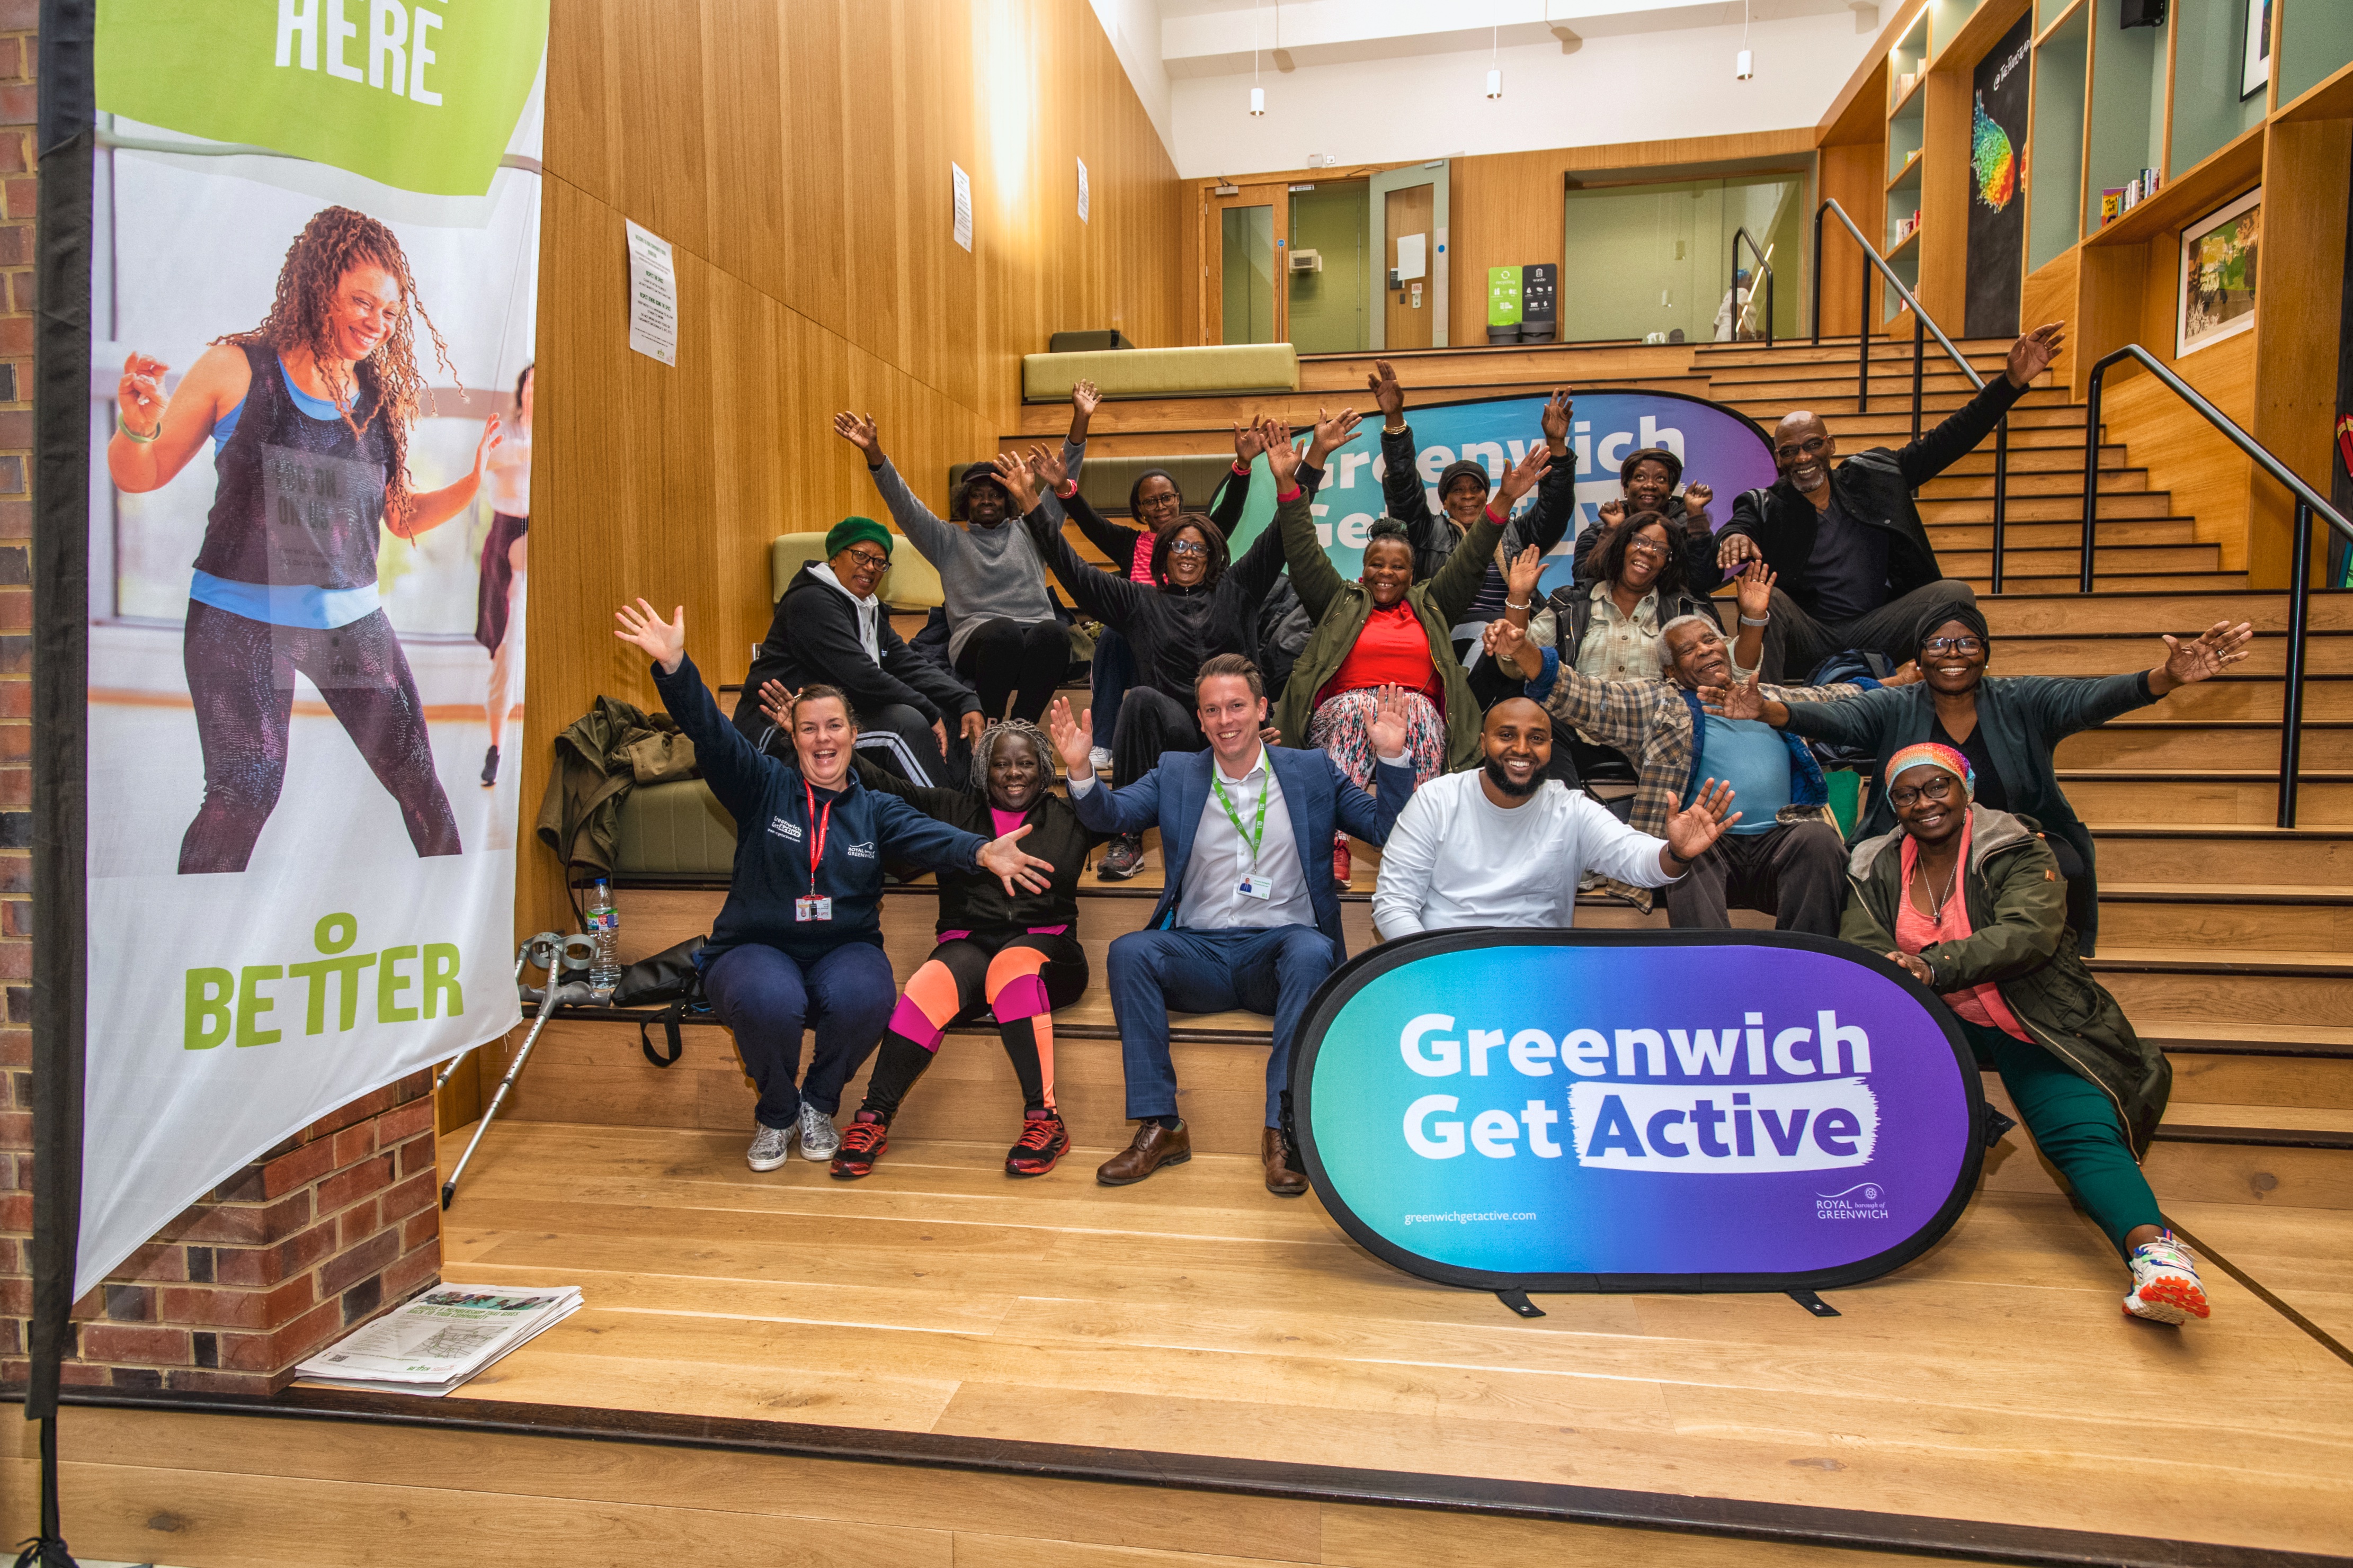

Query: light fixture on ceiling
[
  {"left": 1485, "top": 23, "right": 1502, "bottom": 98},
  {"left": 1250, "top": 0, "right": 1266, "bottom": 115},
  {"left": 1735, "top": 0, "right": 1754, "bottom": 78}
]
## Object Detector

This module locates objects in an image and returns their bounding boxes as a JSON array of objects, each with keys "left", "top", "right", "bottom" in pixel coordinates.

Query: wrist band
[
  {"left": 1232, "top": 460, "right": 1250, "bottom": 475},
  {"left": 118, "top": 415, "right": 161, "bottom": 444},
  {"left": 1740, "top": 614, "right": 1769, "bottom": 626},
  {"left": 1056, "top": 480, "right": 1077, "bottom": 499},
  {"left": 1505, "top": 599, "right": 1532, "bottom": 611}
]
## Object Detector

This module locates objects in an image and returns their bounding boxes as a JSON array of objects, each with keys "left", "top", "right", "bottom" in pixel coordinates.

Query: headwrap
[
  {"left": 1914, "top": 599, "right": 1990, "bottom": 654},
  {"left": 824, "top": 515, "right": 893, "bottom": 560},
  {"left": 1436, "top": 458, "right": 1492, "bottom": 504},
  {"left": 970, "top": 718, "right": 1059, "bottom": 796},
  {"left": 1619, "top": 446, "right": 1684, "bottom": 488},
  {"left": 1886, "top": 741, "right": 1975, "bottom": 801}
]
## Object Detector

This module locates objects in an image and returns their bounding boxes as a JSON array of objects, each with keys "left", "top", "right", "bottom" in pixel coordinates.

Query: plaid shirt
[{"left": 1540, "top": 669, "right": 1864, "bottom": 908}]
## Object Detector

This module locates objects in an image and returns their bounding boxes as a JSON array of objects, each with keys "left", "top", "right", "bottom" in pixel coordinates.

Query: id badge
[
  {"left": 1236, "top": 873, "right": 1271, "bottom": 900},
  {"left": 795, "top": 895, "right": 833, "bottom": 922}
]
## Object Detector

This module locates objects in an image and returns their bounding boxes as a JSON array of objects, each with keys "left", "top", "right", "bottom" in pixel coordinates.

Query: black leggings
[
  {"left": 1111, "top": 685, "right": 1207, "bottom": 790},
  {"left": 955, "top": 617, "right": 1067, "bottom": 724},
  {"left": 180, "top": 600, "right": 460, "bottom": 874}
]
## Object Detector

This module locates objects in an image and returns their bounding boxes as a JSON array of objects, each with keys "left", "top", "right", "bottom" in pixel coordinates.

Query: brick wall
[{"left": 0, "top": 4, "right": 447, "bottom": 1396}]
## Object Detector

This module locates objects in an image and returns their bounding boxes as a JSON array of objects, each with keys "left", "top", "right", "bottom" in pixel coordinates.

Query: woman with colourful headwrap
[
  {"left": 1708, "top": 603, "right": 2251, "bottom": 953},
  {"left": 1841, "top": 742, "right": 2209, "bottom": 1327}
]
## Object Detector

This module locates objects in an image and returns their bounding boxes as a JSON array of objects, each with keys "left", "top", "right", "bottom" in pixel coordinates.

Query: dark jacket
[
  {"left": 1571, "top": 504, "right": 1725, "bottom": 593},
  {"left": 1027, "top": 489, "right": 1290, "bottom": 710},
  {"left": 534, "top": 696, "right": 690, "bottom": 886},
  {"left": 1718, "top": 377, "right": 2027, "bottom": 621},
  {"left": 1377, "top": 425, "right": 1576, "bottom": 592},
  {"left": 654, "top": 657, "right": 988, "bottom": 966},
  {"left": 1776, "top": 670, "right": 2154, "bottom": 954},
  {"left": 852, "top": 756, "right": 1106, "bottom": 937},
  {"left": 1069, "top": 743, "right": 1414, "bottom": 958},
  {"left": 1842, "top": 805, "right": 2168, "bottom": 1156},
  {"left": 1062, "top": 463, "right": 1256, "bottom": 581},
  {"left": 733, "top": 561, "right": 979, "bottom": 752},
  {"left": 1273, "top": 487, "right": 1502, "bottom": 773}
]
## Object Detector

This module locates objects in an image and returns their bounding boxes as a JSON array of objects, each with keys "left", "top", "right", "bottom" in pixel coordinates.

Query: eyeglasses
[
  {"left": 842, "top": 548, "right": 890, "bottom": 572},
  {"left": 1920, "top": 636, "right": 1983, "bottom": 656},
  {"left": 1168, "top": 539, "right": 1210, "bottom": 558},
  {"left": 1887, "top": 775, "right": 1959, "bottom": 809},
  {"left": 1772, "top": 435, "right": 1831, "bottom": 464},
  {"left": 1623, "top": 535, "right": 1672, "bottom": 559}
]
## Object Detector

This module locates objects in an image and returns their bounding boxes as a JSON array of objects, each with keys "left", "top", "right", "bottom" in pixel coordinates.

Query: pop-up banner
[
  {"left": 1227, "top": 389, "right": 1780, "bottom": 599},
  {"left": 73, "top": 1, "right": 546, "bottom": 1295},
  {"left": 1294, "top": 931, "right": 1984, "bottom": 1293}
]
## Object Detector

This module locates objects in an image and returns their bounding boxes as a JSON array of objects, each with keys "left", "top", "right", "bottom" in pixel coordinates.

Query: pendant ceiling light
[
  {"left": 1736, "top": 0, "right": 1755, "bottom": 78},
  {"left": 1250, "top": 0, "right": 1265, "bottom": 115},
  {"left": 1486, "top": 24, "right": 1502, "bottom": 98}
]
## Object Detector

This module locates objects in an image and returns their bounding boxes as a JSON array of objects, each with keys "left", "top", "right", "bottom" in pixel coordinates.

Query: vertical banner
[
  {"left": 77, "top": 1, "right": 546, "bottom": 1295},
  {"left": 1965, "top": 14, "right": 2031, "bottom": 340}
]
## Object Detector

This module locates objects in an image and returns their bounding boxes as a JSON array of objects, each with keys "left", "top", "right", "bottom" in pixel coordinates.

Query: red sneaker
[
  {"left": 1005, "top": 1109, "right": 1070, "bottom": 1177},
  {"left": 830, "top": 1110, "right": 888, "bottom": 1179},
  {"left": 1332, "top": 834, "right": 1352, "bottom": 890}
]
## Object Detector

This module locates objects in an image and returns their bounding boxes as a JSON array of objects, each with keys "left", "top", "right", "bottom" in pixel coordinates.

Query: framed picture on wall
[
  {"left": 2178, "top": 187, "right": 2261, "bottom": 357},
  {"left": 2242, "top": 0, "right": 2271, "bottom": 99}
]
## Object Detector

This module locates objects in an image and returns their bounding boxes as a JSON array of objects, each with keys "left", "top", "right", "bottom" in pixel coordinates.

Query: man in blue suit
[{"left": 1047, "top": 657, "right": 1418, "bottom": 1195}]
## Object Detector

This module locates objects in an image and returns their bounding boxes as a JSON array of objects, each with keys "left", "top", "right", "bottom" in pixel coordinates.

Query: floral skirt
[{"left": 1307, "top": 686, "right": 1444, "bottom": 792}]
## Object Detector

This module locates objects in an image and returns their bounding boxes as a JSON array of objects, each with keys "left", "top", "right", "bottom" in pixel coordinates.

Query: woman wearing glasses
[
  {"left": 1843, "top": 743, "right": 2210, "bottom": 1326},
  {"left": 1000, "top": 449, "right": 1294, "bottom": 880},
  {"left": 1708, "top": 604, "right": 2251, "bottom": 953}
]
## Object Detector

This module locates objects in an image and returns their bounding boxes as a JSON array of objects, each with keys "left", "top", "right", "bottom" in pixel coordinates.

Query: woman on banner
[
  {"left": 476, "top": 363, "right": 532, "bottom": 786},
  {"left": 1839, "top": 743, "right": 2211, "bottom": 1326},
  {"left": 108, "top": 205, "right": 500, "bottom": 873},
  {"left": 1270, "top": 422, "right": 1554, "bottom": 885},
  {"left": 612, "top": 599, "right": 1055, "bottom": 1172},
  {"left": 1704, "top": 605, "right": 2252, "bottom": 953},
  {"left": 755, "top": 684, "right": 1102, "bottom": 1181},
  {"left": 1571, "top": 446, "right": 1720, "bottom": 591}
]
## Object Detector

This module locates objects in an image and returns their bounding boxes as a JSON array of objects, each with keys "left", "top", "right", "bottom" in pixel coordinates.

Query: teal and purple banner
[{"left": 1295, "top": 931, "right": 1983, "bottom": 1291}]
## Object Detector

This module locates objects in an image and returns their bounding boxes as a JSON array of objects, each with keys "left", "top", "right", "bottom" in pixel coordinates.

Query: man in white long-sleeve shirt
[{"left": 1373, "top": 698, "right": 1739, "bottom": 937}]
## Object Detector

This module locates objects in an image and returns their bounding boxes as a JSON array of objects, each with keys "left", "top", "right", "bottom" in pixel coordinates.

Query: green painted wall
[{"left": 1287, "top": 183, "right": 1370, "bottom": 354}]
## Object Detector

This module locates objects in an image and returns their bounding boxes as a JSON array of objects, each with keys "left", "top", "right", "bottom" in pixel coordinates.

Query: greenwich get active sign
[{"left": 1293, "top": 931, "right": 1984, "bottom": 1292}]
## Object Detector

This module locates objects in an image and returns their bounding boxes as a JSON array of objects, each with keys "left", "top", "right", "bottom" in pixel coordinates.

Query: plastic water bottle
[{"left": 586, "top": 879, "right": 621, "bottom": 1002}]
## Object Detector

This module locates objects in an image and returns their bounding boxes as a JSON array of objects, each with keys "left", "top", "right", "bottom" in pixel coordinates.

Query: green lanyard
[{"left": 1210, "top": 769, "right": 1270, "bottom": 869}]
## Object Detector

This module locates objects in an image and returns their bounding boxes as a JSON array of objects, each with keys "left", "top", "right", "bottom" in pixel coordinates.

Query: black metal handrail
[
  {"left": 2080, "top": 344, "right": 2353, "bottom": 829},
  {"left": 1808, "top": 199, "right": 2011, "bottom": 591},
  {"left": 1730, "top": 227, "right": 1775, "bottom": 348}
]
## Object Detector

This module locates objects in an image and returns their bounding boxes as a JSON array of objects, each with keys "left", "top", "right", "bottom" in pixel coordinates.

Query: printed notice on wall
[
  {"left": 952, "top": 162, "right": 974, "bottom": 252},
  {"left": 1076, "top": 156, "right": 1090, "bottom": 223},
  {"left": 626, "top": 218, "right": 678, "bottom": 366}
]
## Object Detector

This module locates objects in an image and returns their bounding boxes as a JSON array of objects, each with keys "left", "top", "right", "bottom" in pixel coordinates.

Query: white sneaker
[
  {"left": 798, "top": 1102, "right": 841, "bottom": 1161},
  {"left": 1088, "top": 747, "right": 1113, "bottom": 773},
  {"left": 746, "top": 1123, "right": 791, "bottom": 1172},
  {"left": 2123, "top": 1230, "right": 2211, "bottom": 1324}
]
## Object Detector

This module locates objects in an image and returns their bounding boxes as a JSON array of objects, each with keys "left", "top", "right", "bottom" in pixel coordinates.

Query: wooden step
[
  {"left": 1962, "top": 569, "right": 2248, "bottom": 594},
  {"left": 2056, "top": 719, "right": 2350, "bottom": 769},
  {"left": 2133, "top": 677, "right": 2353, "bottom": 722},
  {"left": 2087, "top": 827, "right": 2353, "bottom": 884},
  {"left": 1976, "top": 591, "right": 2353, "bottom": 636},
  {"left": 1930, "top": 518, "right": 2195, "bottom": 548},
  {"left": 2095, "top": 883, "right": 2353, "bottom": 951},
  {"left": 1958, "top": 632, "right": 2353, "bottom": 678},
  {"left": 1937, "top": 443, "right": 2129, "bottom": 474},
  {"left": 2060, "top": 774, "right": 2353, "bottom": 827},
  {"left": 1942, "top": 544, "right": 2221, "bottom": 578},
  {"left": 2093, "top": 949, "right": 2353, "bottom": 1029},
  {"left": 1921, "top": 492, "right": 2173, "bottom": 523},
  {"left": 1918, "top": 468, "right": 2151, "bottom": 498}
]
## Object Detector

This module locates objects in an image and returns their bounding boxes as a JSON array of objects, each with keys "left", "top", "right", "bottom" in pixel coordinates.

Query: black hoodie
[{"left": 732, "top": 558, "right": 980, "bottom": 751}]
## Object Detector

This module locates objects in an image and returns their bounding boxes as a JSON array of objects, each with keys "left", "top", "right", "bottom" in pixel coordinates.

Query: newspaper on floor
[{"left": 293, "top": 1285, "right": 583, "bottom": 1397}]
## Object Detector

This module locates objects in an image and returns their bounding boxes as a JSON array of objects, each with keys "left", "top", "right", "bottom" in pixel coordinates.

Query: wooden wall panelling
[
  {"left": 1816, "top": 139, "right": 1886, "bottom": 339},
  {"left": 2019, "top": 249, "right": 2078, "bottom": 381},
  {"left": 2247, "top": 115, "right": 2353, "bottom": 587},
  {"left": 2102, "top": 333, "right": 2255, "bottom": 571},
  {"left": 1917, "top": 64, "right": 1971, "bottom": 327}
]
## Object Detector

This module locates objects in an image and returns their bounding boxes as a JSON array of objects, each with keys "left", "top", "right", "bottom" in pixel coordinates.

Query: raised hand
[
  {"left": 832, "top": 410, "right": 883, "bottom": 461},
  {"left": 1494, "top": 442, "right": 1554, "bottom": 510},
  {"left": 117, "top": 352, "right": 169, "bottom": 437},
  {"left": 1883, "top": 660, "right": 1923, "bottom": 688},
  {"left": 1662, "top": 778, "right": 1741, "bottom": 864},
  {"left": 756, "top": 677, "right": 799, "bottom": 729},
  {"left": 1597, "top": 498, "right": 1626, "bottom": 529},
  {"left": 613, "top": 598, "right": 688, "bottom": 674},
  {"left": 2158, "top": 619, "right": 2254, "bottom": 689},
  {"left": 1484, "top": 616, "right": 1529, "bottom": 665},
  {"left": 1540, "top": 388, "right": 1574, "bottom": 448},
  {"left": 1735, "top": 561, "right": 1776, "bottom": 623},
  {"left": 1368, "top": 359, "right": 1405, "bottom": 425},
  {"left": 1368, "top": 683, "right": 1413, "bottom": 759},
  {"left": 1717, "top": 531, "right": 1763, "bottom": 570},
  {"left": 1232, "top": 419, "right": 1267, "bottom": 465},
  {"left": 1046, "top": 696, "right": 1097, "bottom": 778},
  {"left": 2007, "top": 321, "right": 2065, "bottom": 388},
  {"left": 1683, "top": 480, "right": 1714, "bottom": 524},
  {"left": 1071, "top": 379, "right": 1101, "bottom": 421},
  {"left": 992, "top": 451, "right": 1041, "bottom": 513},
  {"left": 1307, "top": 405, "right": 1362, "bottom": 467},
  {"left": 977, "top": 823, "right": 1056, "bottom": 895},
  {"left": 1028, "top": 442, "right": 1068, "bottom": 493},
  {"left": 1504, "top": 543, "right": 1545, "bottom": 605},
  {"left": 471, "top": 414, "right": 504, "bottom": 478},
  {"left": 1701, "top": 674, "right": 1768, "bottom": 722},
  {"left": 960, "top": 711, "right": 988, "bottom": 744},
  {"left": 1262, "top": 418, "right": 1302, "bottom": 487}
]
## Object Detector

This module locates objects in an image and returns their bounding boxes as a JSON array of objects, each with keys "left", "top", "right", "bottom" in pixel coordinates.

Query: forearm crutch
[
  {"left": 434, "top": 932, "right": 563, "bottom": 1092},
  {"left": 441, "top": 934, "right": 596, "bottom": 1209}
]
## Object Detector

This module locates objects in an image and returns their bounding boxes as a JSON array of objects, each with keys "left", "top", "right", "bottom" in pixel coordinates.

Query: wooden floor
[{"left": 358, "top": 1117, "right": 2353, "bottom": 1562}]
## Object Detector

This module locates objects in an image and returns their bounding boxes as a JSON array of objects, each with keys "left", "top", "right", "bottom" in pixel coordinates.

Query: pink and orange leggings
[{"left": 860, "top": 932, "right": 1088, "bottom": 1121}]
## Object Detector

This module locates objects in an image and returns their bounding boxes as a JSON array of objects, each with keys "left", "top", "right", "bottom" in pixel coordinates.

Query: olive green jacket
[
  {"left": 1841, "top": 804, "right": 2169, "bottom": 1157},
  {"left": 1271, "top": 489, "right": 1501, "bottom": 773}
]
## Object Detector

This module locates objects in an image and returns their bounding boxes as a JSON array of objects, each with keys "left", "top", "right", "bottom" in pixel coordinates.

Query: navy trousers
[
  {"left": 1106, "top": 924, "right": 1340, "bottom": 1127},
  {"left": 702, "top": 940, "right": 896, "bottom": 1127}
]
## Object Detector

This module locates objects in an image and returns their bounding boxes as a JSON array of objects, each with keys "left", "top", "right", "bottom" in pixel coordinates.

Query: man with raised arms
[{"left": 1372, "top": 697, "right": 1739, "bottom": 937}]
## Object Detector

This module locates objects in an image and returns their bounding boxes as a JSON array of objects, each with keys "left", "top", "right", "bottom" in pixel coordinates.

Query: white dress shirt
[
  {"left": 1173, "top": 748, "right": 1314, "bottom": 931},
  {"left": 1372, "top": 770, "right": 1675, "bottom": 937}
]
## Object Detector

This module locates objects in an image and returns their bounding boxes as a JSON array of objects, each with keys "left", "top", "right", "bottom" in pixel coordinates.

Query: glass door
[{"left": 1203, "top": 182, "right": 1291, "bottom": 345}]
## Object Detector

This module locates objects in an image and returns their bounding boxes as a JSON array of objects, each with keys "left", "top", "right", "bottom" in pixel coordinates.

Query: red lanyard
[{"left": 803, "top": 782, "right": 833, "bottom": 892}]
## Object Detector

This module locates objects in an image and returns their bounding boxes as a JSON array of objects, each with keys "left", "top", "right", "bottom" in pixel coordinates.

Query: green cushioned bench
[
  {"left": 770, "top": 532, "right": 945, "bottom": 611},
  {"left": 1022, "top": 343, "right": 1298, "bottom": 403},
  {"left": 612, "top": 778, "right": 738, "bottom": 883}
]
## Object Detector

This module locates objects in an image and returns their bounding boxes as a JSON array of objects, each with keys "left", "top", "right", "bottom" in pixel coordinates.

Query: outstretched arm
[
  {"left": 1894, "top": 324, "right": 2058, "bottom": 488},
  {"left": 1369, "top": 790, "right": 1440, "bottom": 937},
  {"left": 617, "top": 601, "right": 773, "bottom": 820}
]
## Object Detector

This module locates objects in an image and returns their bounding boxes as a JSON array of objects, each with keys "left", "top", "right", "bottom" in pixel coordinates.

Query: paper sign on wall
[
  {"left": 1396, "top": 232, "right": 1427, "bottom": 282},
  {"left": 1077, "top": 157, "right": 1090, "bottom": 223},
  {"left": 625, "top": 219, "right": 678, "bottom": 366},
  {"left": 953, "top": 163, "right": 974, "bottom": 252}
]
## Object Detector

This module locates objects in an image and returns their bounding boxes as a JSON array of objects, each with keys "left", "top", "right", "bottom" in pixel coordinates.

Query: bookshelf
[
  {"left": 2084, "top": 2, "right": 2167, "bottom": 238},
  {"left": 2279, "top": 0, "right": 2353, "bottom": 107},
  {"left": 2027, "top": 2, "right": 2089, "bottom": 274},
  {"left": 2170, "top": 0, "right": 2270, "bottom": 174}
]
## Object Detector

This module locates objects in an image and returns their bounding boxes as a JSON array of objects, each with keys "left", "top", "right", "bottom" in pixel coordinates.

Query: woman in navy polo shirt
[{"left": 614, "top": 598, "right": 1054, "bottom": 1174}]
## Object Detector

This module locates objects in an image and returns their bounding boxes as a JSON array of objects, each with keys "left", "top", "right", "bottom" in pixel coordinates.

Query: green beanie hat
[{"left": 825, "top": 516, "right": 893, "bottom": 560}]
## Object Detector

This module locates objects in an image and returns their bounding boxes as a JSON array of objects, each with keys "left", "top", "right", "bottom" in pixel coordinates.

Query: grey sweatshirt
[{"left": 866, "top": 437, "right": 1085, "bottom": 662}]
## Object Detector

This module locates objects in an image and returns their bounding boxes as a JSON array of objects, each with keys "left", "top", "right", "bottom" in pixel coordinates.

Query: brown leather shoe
[
  {"left": 1097, "top": 1119, "right": 1191, "bottom": 1186},
  {"left": 1262, "top": 1125, "right": 1308, "bottom": 1197}
]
